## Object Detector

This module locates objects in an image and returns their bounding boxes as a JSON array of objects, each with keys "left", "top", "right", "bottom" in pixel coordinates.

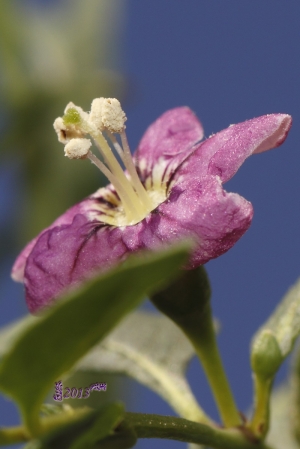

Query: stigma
[{"left": 53, "top": 98, "right": 165, "bottom": 226}]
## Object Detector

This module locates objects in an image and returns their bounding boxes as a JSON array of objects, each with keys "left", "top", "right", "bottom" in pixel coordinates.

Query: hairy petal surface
[
  {"left": 143, "top": 176, "right": 253, "bottom": 267},
  {"left": 24, "top": 214, "right": 130, "bottom": 312},
  {"left": 135, "top": 107, "right": 204, "bottom": 185},
  {"left": 11, "top": 199, "right": 98, "bottom": 283},
  {"left": 174, "top": 114, "right": 292, "bottom": 185}
]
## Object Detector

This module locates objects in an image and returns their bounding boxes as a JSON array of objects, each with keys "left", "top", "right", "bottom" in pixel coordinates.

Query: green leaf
[
  {"left": 0, "top": 243, "right": 189, "bottom": 434},
  {"left": 40, "top": 404, "right": 66, "bottom": 417},
  {"left": 34, "top": 403, "right": 126, "bottom": 449},
  {"left": 75, "top": 310, "right": 206, "bottom": 422},
  {"left": 266, "top": 384, "right": 300, "bottom": 449},
  {"left": 0, "top": 315, "right": 37, "bottom": 361},
  {"left": 252, "top": 278, "right": 300, "bottom": 361}
]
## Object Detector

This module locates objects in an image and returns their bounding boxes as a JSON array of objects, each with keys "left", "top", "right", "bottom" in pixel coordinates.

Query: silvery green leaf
[
  {"left": 267, "top": 384, "right": 299, "bottom": 449},
  {"left": 76, "top": 310, "right": 207, "bottom": 423},
  {"left": 253, "top": 278, "right": 300, "bottom": 359}
]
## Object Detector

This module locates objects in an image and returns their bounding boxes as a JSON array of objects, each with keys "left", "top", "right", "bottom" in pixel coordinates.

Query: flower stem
[
  {"left": 183, "top": 302, "right": 241, "bottom": 428},
  {"left": 250, "top": 374, "right": 273, "bottom": 438},
  {"left": 150, "top": 267, "right": 241, "bottom": 428}
]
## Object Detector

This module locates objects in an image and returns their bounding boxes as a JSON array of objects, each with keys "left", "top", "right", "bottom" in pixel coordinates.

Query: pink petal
[
  {"left": 174, "top": 114, "right": 292, "bottom": 185},
  {"left": 146, "top": 176, "right": 253, "bottom": 266},
  {"left": 11, "top": 198, "right": 100, "bottom": 283},
  {"left": 24, "top": 214, "right": 129, "bottom": 313},
  {"left": 134, "top": 107, "right": 204, "bottom": 183}
]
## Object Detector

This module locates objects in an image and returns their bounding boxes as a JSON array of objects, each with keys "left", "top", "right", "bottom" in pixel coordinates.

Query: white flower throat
[{"left": 53, "top": 98, "right": 166, "bottom": 226}]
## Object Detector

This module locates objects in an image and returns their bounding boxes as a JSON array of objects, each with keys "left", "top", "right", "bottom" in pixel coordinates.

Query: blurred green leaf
[
  {"left": 0, "top": 314, "right": 37, "bottom": 360},
  {"left": 0, "top": 244, "right": 189, "bottom": 434},
  {"left": 34, "top": 403, "right": 126, "bottom": 449},
  {"left": 76, "top": 310, "right": 205, "bottom": 422},
  {"left": 252, "top": 278, "right": 300, "bottom": 361},
  {"left": 250, "top": 279, "right": 300, "bottom": 438},
  {"left": 266, "top": 384, "right": 299, "bottom": 449},
  {"left": 70, "top": 403, "right": 126, "bottom": 449},
  {"left": 40, "top": 403, "right": 66, "bottom": 417},
  {"left": 291, "top": 345, "right": 300, "bottom": 445}
]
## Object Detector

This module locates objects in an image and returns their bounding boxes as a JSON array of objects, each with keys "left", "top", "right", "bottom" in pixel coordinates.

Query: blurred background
[{"left": 0, "top": 1, "right": 300, "bottom": 448}]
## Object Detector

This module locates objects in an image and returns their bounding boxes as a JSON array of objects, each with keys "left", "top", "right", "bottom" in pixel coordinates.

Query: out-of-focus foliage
[
  {"left": 266, "top": 385, "right": 299, "bottom": 449},
  {"left": 252, "top": 278, "right": 300, "bottom": 363},
  {"left": 0, "top": 243, "right": 189, "bottom": 434},
  {"left": 0, "top": 0, "right": 125, "bottom": 242},
  {"left": 74, "top": 311, "right": 204, "bottom": 422}
]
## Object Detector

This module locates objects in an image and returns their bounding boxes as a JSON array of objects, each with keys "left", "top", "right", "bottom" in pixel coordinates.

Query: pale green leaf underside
[
  {"left": 76, "top": 310, "right": 204, "bottom": 421},
  {"left": 253, "top": 278, "right": 300, "bottom": 358},
  {"left": 0, "top": 244, "right": 189, "bottom": 432},
  {"left": 267, "top": 384, "right": 299, "bottom": 449}
]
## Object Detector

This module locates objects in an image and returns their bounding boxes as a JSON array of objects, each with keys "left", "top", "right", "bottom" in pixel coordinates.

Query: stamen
[
  {"left": 90, "top": 98, "right": 127, "bottom": 133},
  {"left": 120, "top": 130, "right": 154, "bottom": 209},
  {"left": 54, "top": 98, "right": 160, "bottom": 225},
  {"left": 106, "top": 131, "right": 125, "bottom": 163},
  {"left": 64, "top": 138, "right": 91, "bottom": 159},
  {"left": 64, "top": 104, "right": 147, "bottom": 215},
  {"left": 92, "top": 131, "right": 145, "bottom": 213},
  {"left": 106, "top": 130, "right": 153, "bottom": 208},
  {"left": 87, "top": 151, "right": 136, "bottom": 222}
]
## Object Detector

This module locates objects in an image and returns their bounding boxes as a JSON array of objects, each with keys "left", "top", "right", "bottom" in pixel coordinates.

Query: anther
[
  {"left": 90, "top": 98, "right": 127, "bottom": 133},
  {"left": 64, "top": 138, "right": 91, "bottom": 159},
  {"left": 54, "top": 97, "right": 157, "bottom": 225}
]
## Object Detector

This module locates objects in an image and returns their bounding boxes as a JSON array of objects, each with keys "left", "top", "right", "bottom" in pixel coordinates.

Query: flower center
[{"left": 53, "top": 98, "right": 165, "bottom": 226}]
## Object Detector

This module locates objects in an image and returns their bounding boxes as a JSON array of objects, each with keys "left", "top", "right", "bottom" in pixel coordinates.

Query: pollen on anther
[
  {"left": 90, "top": 97, "right": 127, "bottom": 133},
  {"left": 53, "top": 117, "right": 68, "bottom": 144},
  {"left": 64, "top": 138, "right": 91, "bottom": 159}
]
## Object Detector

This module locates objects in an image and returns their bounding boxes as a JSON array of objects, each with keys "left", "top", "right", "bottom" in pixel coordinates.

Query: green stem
[
  {"left": 0, "top": 425, "right": 29, "bottom": 446},
  {"left": 183, "top": 302, "right": 241, "bottom": 428},
  {"left": 250, "top": 374, "right": 273, "bottom": 438},
  {"left": 150, "top": 268, "right": 241, "bottom": 428},
  {"left": 0, "top": 407, "right": 90, "bottom": 446},
  {"left": 0, "top": 412, "right": 275, "bottom": 449},
  {"left": 124, "top": 413, "right": 273, "bottom": 449}
]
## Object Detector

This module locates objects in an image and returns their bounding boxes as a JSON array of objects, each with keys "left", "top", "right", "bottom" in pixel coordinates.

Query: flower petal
[
  {"left": 11, "top": 197, "right": 103, "bottom": 283},
  {"left": 140, "top": 176, "right": 253, "bottom": 267},
  {"left": 134, "top": 107, "right": 204, "bottom": 185},
  {"left": 24, "top": 214, "right": 129, "bottom": 313},
  {"left": 174, "top": 114, "right": 292, "bottom": 185}
]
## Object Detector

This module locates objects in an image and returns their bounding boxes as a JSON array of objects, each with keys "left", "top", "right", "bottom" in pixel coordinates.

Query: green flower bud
[{"left": 251, "top": 330, "right": 283, "bottom": 380}]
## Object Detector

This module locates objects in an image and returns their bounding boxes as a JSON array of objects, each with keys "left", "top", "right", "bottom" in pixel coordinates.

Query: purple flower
[{"left": 12, "top": 99, "right": 292, "bottom": 313}]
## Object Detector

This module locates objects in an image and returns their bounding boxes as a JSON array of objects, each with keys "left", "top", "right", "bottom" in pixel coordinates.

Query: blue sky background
[{"left": 1, "top": 1, "right": 300, "bottom": 448}]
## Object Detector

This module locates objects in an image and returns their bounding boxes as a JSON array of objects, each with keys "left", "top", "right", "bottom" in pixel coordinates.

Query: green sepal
[{"left": 150, "top": 266, "right": 211, "bottom": 330}]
